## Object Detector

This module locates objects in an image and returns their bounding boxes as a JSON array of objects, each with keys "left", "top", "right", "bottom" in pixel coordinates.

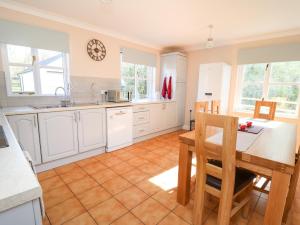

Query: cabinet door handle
[
  {"left": 138, "top": 117, "right": 145, "bottom": 120},
  {"left": 78, "top": 111, "right": 81, "bottom": 121},
  {"left": 74, "top": 112, "right": 77, "bottom": 122},
  {"left": 33, "top": 115, "right": 37, "bottom": 127}
]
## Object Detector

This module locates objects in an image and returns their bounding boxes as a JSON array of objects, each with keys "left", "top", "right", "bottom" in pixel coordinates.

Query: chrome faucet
[
  {"left": 55, "top": 87, "right": 66, "bottom": 96},
  {"left": 55, "top": 87, "right": 71, "bottom": 107}
]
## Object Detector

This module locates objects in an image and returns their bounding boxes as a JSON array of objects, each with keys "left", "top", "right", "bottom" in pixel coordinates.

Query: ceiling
[{"left": 1, "top": 0, "right": 300, "bottom": 50}]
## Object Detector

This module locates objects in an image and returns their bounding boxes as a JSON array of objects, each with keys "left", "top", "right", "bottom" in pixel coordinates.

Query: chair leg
[{"left": 192, "top": 165, "right": 206, "bottom": 225}]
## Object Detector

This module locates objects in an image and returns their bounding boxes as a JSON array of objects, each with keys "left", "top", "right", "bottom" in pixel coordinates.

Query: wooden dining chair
[
  {"left": 211, "top": 100, "right": 220, "bottom": 114},
  {"left": 193, "top": 113, "right": 255, "bottom": 225},
  {"left": 253, "top": 100, "right": 277, "bottom": 194},
  {"left": 253, "top": 100, "right": 277, "bottom": 120},
  {"left": 282, "top": 146, "right": 300, "bottom": 223},
  {"left": 190, "top": 101, "right": 209, "bottom": 130},
  {"left": 195, "top": 101, "right": 209, "bottom": 113}
]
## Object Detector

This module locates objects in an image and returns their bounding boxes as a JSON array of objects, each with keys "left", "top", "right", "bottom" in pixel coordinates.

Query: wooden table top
[{"left": 179, "top": 119, "right": 297, "bottom": 174}]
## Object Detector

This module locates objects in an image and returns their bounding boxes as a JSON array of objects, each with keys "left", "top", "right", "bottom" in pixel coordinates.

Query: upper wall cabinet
[
  {"left": 161, "top": 52, "right": 187, "bottom": 83},
  {"left": 77, "top": 108, "right": 106, "bottom": 152},
  {"left": 7, "top": 114, "right": 41, "bottom": 165},
  {"left": 197, "top": 63, "right": 231, "bottom": 114},
  {"left": 38, "top": 111, "right": 79, "bottom": 162}
]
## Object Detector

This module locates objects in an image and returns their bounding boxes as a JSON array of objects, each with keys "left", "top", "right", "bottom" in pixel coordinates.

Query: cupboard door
[
  {"left": 149, "top": 103, "right": 165, "bottom": 132},
  {"left": 77, "top": 109, "right": 106, "bottom": 152},
  {"left": 165, "top": 102, "right": 177, "bottom": 129},
  {"left": 8, "top": 114, "right": 41, "bottom": 165},
  {"left": 38, "top": 111, "right": 78, "bottom": 162}
]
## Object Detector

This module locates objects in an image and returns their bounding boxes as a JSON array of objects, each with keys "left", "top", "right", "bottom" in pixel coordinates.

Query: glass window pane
[
  {"left": 270, "top": 61, "right": 300, "bottom": 82},
  {"left": 40, "top": 68, "right": 64, "bottom": 95},
  {"left": 121, "top": 63, "right": 135, "bottom": 78},
  {"left": 268, "top": 85, "right": 299, "bottom": 102},
  {"left": 7, "top": 44, "right": 32, "bottom": 64},
  {"left": 241, "top": 83, "right": 263, "bottom": 99},
  {"left": 241, "top": 99, "right": 256, "bottom": 108},
  {"left": 243, "top": 63, "right": 266, "bottom": 82},
  {"left": 38, "top": 49, "right": 63, "bottom": 67},
  {"left": 276, "top": 103, "right": 297, "bottom": 115},
  {"left": 9, "top": 66, "right": 35, "bottom": 93},
  {"left": 137, "top": 80, "right": 147, "bottom": 99},
  {"left": 136, "top": 65, "right": 147, "bottom": 79},
  {"left": 121, "top": 78, "right": 135, "bottom": 99}
]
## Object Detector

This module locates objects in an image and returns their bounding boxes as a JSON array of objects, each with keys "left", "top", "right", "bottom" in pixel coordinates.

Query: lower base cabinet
[
  {"left": 39, "top": 111, "right": 79, "bottom": 162},
  {"left": 39, "top": 109, "right": 106, "bottom": 162},
  {"left": 0, "top": 199, "right": 42, "bottom": 225}
]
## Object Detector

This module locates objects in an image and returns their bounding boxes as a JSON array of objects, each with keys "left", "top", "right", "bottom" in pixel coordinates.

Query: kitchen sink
[{"left": 31, "top": 103, "right": 100, "bottom": 109}]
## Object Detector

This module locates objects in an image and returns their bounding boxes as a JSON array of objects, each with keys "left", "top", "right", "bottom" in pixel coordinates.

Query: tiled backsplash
[{"left": 0, "top": 71, "right": 121, "bottom": 107}]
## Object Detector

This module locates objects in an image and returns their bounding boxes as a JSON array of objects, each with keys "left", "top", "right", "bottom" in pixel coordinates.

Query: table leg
[
  {"left": 263, "top": 170, "right": 291, "bottom": 225},
  {"left": 177, "top": 142, "right": 192, "bottom": 205}
]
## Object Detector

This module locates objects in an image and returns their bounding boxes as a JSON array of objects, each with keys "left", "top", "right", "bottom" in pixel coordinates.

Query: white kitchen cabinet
[
  {"left": 149, "top": 102, "right": 177, "bottom": 133},
  {"left": 0, "top": 199, "right": 42, "bottom": 225},
  {"left": 149, "top": 103, "right": 165, "bottom": 133},
  {"left": 165, "top": 102, "right": 177, "bottom": 128},
  {"left": 8, "top": 114, "right": 41, "bottom": 165},
  {"left": 161, "top": 52, "right": 187, "bottom": 128},
  {"left": 77, "top": 108, "right": 106, "bottom": 152},
  {"left": 38, "top": 111, "right": 79, "bottom": 162},
  {"left": 197, "top": 63, "right": 231, "bottom": 114}
]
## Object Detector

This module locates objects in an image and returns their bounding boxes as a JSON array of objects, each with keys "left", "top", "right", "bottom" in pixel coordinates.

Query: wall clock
[{"left": 87, "top": 39, "right": 106, "bottom": 61}]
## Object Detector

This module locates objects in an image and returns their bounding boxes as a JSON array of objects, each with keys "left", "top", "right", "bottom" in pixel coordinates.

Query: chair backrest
[
  {"left": 195, "top": 112, "right": 238, "bottom": 198},
  {"left": 254, "top": 100, "right": 276, "bottom": 120},
  {"left": 195, "top": 101, "right": 209, "bottom": 113},
  {"left": 211, "top": 100, "right": 220, "bottom": 114}
]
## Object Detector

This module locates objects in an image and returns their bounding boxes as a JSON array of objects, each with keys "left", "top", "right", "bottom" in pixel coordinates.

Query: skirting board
[
  {"left": 133, "top": 126, "right": 182, "bottom": 143},
  {"left": 36, "top": 147, "right": 106, "bottom": 172}
]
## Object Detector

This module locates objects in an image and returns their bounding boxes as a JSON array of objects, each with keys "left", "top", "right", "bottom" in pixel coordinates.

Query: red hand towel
[
  {"left": 161, "top": 77, "right": 167, "bottom": 98},
  {"left": 167, "top": 76, "right": 172, "bottom": 99}
]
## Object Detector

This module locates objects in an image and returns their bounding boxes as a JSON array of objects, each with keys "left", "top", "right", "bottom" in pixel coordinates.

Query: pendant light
[{"left": 206, "top": 25, "right": 214, "bottom": 48}]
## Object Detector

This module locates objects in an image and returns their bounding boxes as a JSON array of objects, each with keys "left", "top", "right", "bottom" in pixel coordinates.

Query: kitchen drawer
[
  {"left": 133, "top": 104, "right": 150, "bottom": 112},
  {"left": 133, "top": 123, "right": 150, "bottom": 138},
  {"left": 133, "top": 111, "right": 150, "bottom": 125}
]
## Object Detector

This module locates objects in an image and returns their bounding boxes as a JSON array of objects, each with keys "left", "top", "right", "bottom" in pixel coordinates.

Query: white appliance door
[{"left": 106, "top": 107, "right": 133, "bottom": 152}]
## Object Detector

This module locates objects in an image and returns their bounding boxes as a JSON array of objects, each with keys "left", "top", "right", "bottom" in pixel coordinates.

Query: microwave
[{"left": 107, "top": 90, "right": 132, "bottom": 103}]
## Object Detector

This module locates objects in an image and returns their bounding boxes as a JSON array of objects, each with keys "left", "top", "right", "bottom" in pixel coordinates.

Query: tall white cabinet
[
  {"left": 160, "top": 52, "right": 187, "bottom": 127},
  {"left": 197, "top": 63, "right": 231, "bottom": 114}
]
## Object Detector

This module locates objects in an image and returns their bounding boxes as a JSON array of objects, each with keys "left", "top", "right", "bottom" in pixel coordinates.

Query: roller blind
[
  {"left": 237, "top": 43, "right": 300, "bottom": 65},
  {"left": 0, "top": 19, "right": 69, "bottom": 52},
  {"left": 121, "top": 47, "right": 156, "bottom": 67}
]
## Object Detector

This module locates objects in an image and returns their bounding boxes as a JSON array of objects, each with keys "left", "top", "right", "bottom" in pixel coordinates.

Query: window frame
[
  {"left": 235, "top": 62, "right": 300, "bottom": 118},
  {"left": 1, "top": 44, "right": 70, "bottom": 97},
  {"left": 121, "top": 62, "right": 155, "bottom": 100}
]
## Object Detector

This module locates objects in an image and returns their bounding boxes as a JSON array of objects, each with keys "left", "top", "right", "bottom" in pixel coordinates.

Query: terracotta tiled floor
[{"left": 39, "top": 130, "right": 300, "bottom": 225}]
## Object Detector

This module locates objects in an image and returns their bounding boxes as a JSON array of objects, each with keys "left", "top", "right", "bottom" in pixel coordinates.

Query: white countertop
[
  {"left": 0, "top": 98, "right": 175, "bottom": 212},
  {"left": 0, "top": 112, "right": 42, "bottom": 212},
  {"left": 2, "top": 99, "right": 175, "bottom": 116}
]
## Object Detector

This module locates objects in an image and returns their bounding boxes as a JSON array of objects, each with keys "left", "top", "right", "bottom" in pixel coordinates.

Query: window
[
  {"left": 236, "top": 61, "right": 300, "bottom": 117},
  {"left": 2, "top": 44, "right": 69, "bottom": 96},
  {"left": 121, "top": 62, "right": 155, "bottom": 100}
]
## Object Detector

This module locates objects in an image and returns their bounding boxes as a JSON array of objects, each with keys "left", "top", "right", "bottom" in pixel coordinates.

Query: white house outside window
[{"left": 2, "top": 44, "right": 69, "bottom": 96}]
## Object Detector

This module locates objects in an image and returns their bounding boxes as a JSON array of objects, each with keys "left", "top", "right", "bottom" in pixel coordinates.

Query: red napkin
[
  {"left": 161, "top": 77, "right": 167, "bottom": 98},
  {"left": 167, "top": 76, "right": 172, "bottom": 99}
]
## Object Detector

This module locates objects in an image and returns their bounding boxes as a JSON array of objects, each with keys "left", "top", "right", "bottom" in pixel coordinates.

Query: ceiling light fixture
[
  {"left": 206, "top": 24, "right": 214, "bottom": 48},
  {"left": 100, "top": 0, "right": 112, "bottom": 3}
]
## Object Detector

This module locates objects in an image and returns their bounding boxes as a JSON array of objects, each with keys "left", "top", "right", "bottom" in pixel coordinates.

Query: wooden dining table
[{"left": 177, "top": 118, "right": 297, "bottom": 225}]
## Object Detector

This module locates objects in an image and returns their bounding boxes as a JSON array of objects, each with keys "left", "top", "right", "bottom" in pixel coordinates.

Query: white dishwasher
[{"left": 106, "top": 106, "right": 133, "bottom": 152}]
